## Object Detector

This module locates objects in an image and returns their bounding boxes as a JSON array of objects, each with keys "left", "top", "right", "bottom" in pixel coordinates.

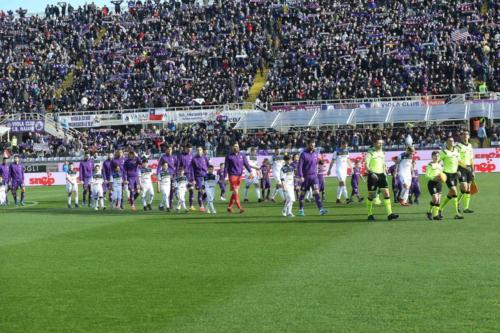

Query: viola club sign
[{"left": 7, "top": 120, "right": 45, "bottom": 133}]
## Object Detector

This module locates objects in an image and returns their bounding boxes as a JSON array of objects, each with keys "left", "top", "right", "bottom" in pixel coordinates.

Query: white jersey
[
  {"left": 91, "top": 173, "right": 104, "bottom": 187},
  {"left": 158, "top": 169, "right": 172, "bottom": 186},
  {"left": 66, "top": 170, "right": 78, "bottom": 193},
  {"left": 91, "top": 173, "right": 105, "bottom": 197},
  {"left": 247, "top": 155, "right": 260, "bottom": 178},
  {"left": 397, "top": 152, "right": 413, "bottom": 185},
  {"left": 139, "top": 167, "right": 154, "bottom": 188},
  {"left": 272, "top": 153, "right": 286, "bottom": 177},
  {"left": 0, "top": 182, "right": 6, "bottom": 205},
  {"left": 204, "top": 173, "right": 219, "bottom": 188},
  {"left": 175, "top": 176, "right": 189, "bottom": 192},
  {"left": 280, "top": 164, "right": 295, "bottom": 188},
  {"left": 397, "top": 152, "right": 413, "bottom": 176},
  {"left": 334, "top": 148, "right": 350, "bottom": 172}
]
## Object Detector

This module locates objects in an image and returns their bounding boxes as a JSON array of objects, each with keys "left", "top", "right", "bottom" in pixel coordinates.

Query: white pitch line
[{"left": 1, "top": 201, "right": 39, "bottom": 210}]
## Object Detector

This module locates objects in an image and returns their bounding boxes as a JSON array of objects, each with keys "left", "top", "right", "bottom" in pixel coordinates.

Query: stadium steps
[
  {"left": 55, "top": 27, "right": 108, "bottom": 99},
  {"left": 244, "top": 68, "right": 269, "bottom": 107}
]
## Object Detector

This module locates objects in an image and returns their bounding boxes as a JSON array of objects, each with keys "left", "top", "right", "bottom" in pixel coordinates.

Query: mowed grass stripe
[{"left": 0, "top": 174, "right": 499, "bottom": 332}]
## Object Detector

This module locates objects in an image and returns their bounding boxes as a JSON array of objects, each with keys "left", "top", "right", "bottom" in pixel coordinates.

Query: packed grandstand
[{"left": 0, "top": 0, "right": 498, "bottom": 159}]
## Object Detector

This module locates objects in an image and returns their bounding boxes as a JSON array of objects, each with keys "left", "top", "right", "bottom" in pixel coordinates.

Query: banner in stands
[
  {"left": 60, "top": 115, "right": 98, "bottom": 128},
  {"left": 271, "top": 104, "right": 321, "bottom": 112},
  {"left": 7, "top": 120, "right": 45, "bottom": 133},
  {"left": 172, "top": 109, "right": 217, "bottom": 124},
  {"left": 122, "top": 112, "right": 149, "bottom": 123},
  {"left": 39, "top": 147, "right": 500, "bottom": 187}
]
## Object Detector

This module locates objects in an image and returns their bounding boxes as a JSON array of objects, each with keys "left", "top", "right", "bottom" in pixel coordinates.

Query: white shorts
[
  {"left": 66, "top": 183, "right": 77, "bottom": 193},
  {"left": 92, "top": 186, "right": 104, "bottom": 198},
  {"left": 142, "top": 185, "right": 154, "bottom": 198},
  {"left": 272, "top": 170, "right": 281, "bottom": 184},
  {"left": 0, "top": 190, "right": 6, "bottom": 204},
  {"left": 337, "top": 168, "right": 347, "bottom": 182},
  {"left": 111, "top": 185, "right": 122, "bottom": 201},
  {"left": 283, "top": 185, "right": 296, "bottom": 202},
  {"left": 398, "top": 173, "right": 412, "bottom": 186},
  {"left": 205, "top": 186, "right": 216, "bottom": 202},
  {"left": 245, "top": 175, "right": 259, "bottom": 186}
]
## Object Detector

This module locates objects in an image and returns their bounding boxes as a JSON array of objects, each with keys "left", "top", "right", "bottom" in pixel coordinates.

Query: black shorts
[
  {"left": 367, "top": 172, "right": 388, "bottom": 192},
  {"left": 427, "top": 180, "right": 442, "bottom": 195},
  {"left": 458, "top": 166, "right": 473, "bottom": 183},
  {"left": 444, "top": 172, "right": 458, "bottom": 189}
]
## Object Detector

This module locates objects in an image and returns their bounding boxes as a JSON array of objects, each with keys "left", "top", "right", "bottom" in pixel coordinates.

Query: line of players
[{"left": 1, "top": 130, "right": 476, "bottom": 221}]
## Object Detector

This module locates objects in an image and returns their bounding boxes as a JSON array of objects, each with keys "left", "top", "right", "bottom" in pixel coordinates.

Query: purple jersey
[
  {"left": 351, "top": 167, "right": 361, "bottom": 186},
  {"left": 111, "top": 157, "right": 125, "bottom": 172},
  {"left": 224, "top": 152, "right": 251, "bottom": 177},
  {"left": 0, "top": 163, "right": 9, "bottom": 183},
  {"left": 102, "top": 159, "right": 113, "bottom": 181},
  {"left": 177, "top": 152, "right": 194, "bottom": 181},
  {"left": 260, "top": 164, "right": 270, "bottom": 180},
  {"left": 216, "top": 168, "right": 226, "bottom": 183},
  {"left": 157, "top": 154, "right": 177, "bottom": 176},
  {"left": 124, "top": 156, "right": 142, "bottom": 180},
  {"left": 79, "top": 159, "right": 94, "bottom": 180},
  {"left": 9, "top": 162, "right": 24, "bottom": 183},
  {"left": 297, "top": 149, "right": 319, "bottom": 178},
  {"left": 191, "top": 155, "right": 208, "bottom": 178}
]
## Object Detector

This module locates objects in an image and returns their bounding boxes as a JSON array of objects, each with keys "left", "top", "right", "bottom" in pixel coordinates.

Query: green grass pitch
[{"left": 1, "top": 174, "right": 499, "bottom": 332}]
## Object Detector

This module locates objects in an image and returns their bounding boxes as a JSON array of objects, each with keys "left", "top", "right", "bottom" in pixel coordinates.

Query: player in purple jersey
[
  {"left": 350, "top": 160, "right": 364, "bottom": 203},
  {"left": 102, "top": 152, "right": 114, "bottom": 201},
  {"left": 260, "top": 159, "right": 271, "bottom": 200},
  {"left": 217, "top": 162, "right": 227, "bottom": 201},
  {"left": 124, "top": 150, "right": 142, "bottom": 211},
  {"left": 157, "top": 146, "right": 177, "bottom": 209},
  {"left": 1, "top": 157, "right": 10, "bottom": 205},
  {"left": 191, "top": 146, "right": 209, "bottom": 212},
  {"left": 9, "top": 155, "right": 25, "bottom": 206},
  {"left": 177, "top": 144, "right": 195, "bottom": 211},
  {"left": 409, "top": 160, "right": 421, "bottom": 205},
  {"left": 79, "top": 152, "right": 94, "bottom": 206},
  {"left": 297, "top": 140, "right": 327, "bottom": 216},
  {"left": 387, "top": 159, "right": 401, "bottom": 204}
]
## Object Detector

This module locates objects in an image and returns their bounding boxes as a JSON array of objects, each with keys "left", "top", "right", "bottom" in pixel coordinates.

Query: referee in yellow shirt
[
  {"left": 456, "top": 131, "right": 475, "bottom": 213},
  {"left": 438, "top": 137, "right": 464, "bottom": 219}
]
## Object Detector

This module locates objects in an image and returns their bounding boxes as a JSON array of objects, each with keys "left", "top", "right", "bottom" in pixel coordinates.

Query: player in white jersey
[
  {"left": 328, "top": 141, "right": 352, "bottom": 203},
  {"left": 0, "top": 175, "right": 7, "bottom": 207},
  {"left": 65, "top": 162, "right": 79, "bottom": 208},
  {"left": 139, "top": 160, "right": 154, "bottom": 211},
  {"left": 204, "top": 165, "right": 219, "bottom": 214},
  {"left": 90, "top": 165, "right": 105, "bottom": 210},
  {"left": 174, "top": 167, "right": 189, "bottom": 213},
  {"left": 280, "top": 155, "right": 296, "bottom": 217},
  {"left": 157, "top": 161, "right": 172, "bottom": 212},
  {"left": 110, "top": 165, "right": 124, "bottom": 209},
  {"left": 270, "top": 147, "right": 286, "bottom": 201},
  {"left": 244, "top": 147, "right": 262, "bottom": 202},
  {"left": 397, "top": 146, "right": 415, "bottom": 206}
]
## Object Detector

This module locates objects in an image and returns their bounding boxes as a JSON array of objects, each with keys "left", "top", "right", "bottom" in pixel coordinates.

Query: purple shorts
[
  {"left": 318, "top": 175, "right": 325, "bottom": 192},
  {"left": 83, "top": 177, "right": 92, "bottom": 187},
  {"left": 11, "top": 180, "right": 24, "bottom": 191},
  {"left": 260, "top": 178, "right": 270, "bottom": 189},
  {"left": 127, "top": 178, "right": 139, "bottom": 192},
  {"left": 300, "top": 176, "right": 319, "bottom": 192},
  {"left": 195, "top": 176, "right": 205, "bottom": 190}
]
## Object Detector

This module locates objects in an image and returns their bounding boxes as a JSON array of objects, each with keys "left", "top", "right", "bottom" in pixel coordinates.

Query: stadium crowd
[
  {"left": 2, "top": 121, "right": 470, "bottom": 158},
  {"left": 0, "top": 0, "right": 497, "bottom": 115}
]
